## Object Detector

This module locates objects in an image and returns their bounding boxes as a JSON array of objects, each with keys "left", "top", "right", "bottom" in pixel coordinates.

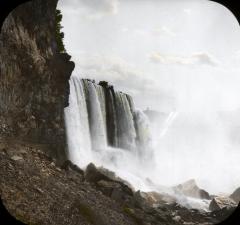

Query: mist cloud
[{"left": 149, "top": 52, "right": 219, "bottom": 66}]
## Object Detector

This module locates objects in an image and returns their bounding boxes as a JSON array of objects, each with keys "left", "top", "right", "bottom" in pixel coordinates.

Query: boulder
[
  {"left": 209, "top": 196, "right": 237, "bottom": 211},
  {"left": 230, "top": 187, "right": 240, "bottom": 203},
  {"left": 85, "top": 163, "right": 134, "bottom": 203},
  {"left": 174, "top": 179, "right": 211, "bottom": 200},
  {"left": 85, "top": 163, "right": 112, "bottom": 183},
  {"left": 96, "top": 179, "right": 133, "bottom": 204},
  {"left": 132, "top": 191, "right": 148, "bottom": 208},
  {"left": 97, "top": 180, "right": 121, "bottom": 196}
]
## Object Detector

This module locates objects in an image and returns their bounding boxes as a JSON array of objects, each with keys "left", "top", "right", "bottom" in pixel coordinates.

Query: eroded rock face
[
  {"left": 0, "top": 0, "right": 74, "bottom": 161},
  {"left": 174, "top": 179, "right": 211, "bottom": 200}
]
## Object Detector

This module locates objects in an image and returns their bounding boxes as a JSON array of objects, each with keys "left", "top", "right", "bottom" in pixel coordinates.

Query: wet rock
[
  {"left": 98, "top": 166, "right": 134, "bottom": 190},
  {"left": 97, "top": 180, "right": 121, "bottom": 196},
  {"left": 209, "top": 196, "right": 237, "bottom": 211},
  {"left": 132, "top": 191, "right": 149, "bottom": 209},
  {"left": 230, "top": 187, "right": 240, "bottom": 203},
  {"left": 174, "top": 179, "right": 211, "bottom": 200},
  {"left": 85, "top": 163, "right": 112, "bottom": 183},
  {"left": 85, "top": 163, "right": 133, "bottom": 204}
]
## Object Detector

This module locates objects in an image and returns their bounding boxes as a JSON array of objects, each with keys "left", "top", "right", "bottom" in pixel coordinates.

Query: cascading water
[
  {"left": 65, "top": 77, "right": 152, "bottom": 171},
  {"left": 115, "top": 92, "right": 137, "bottom": 151},
  {"left": 64, "top": 77, "right": 158, "bottom": 190},
  {"left": 83, "top": 80, "right": 107, "bottom": 151},
  {"left": 64, "top": 77, "right": 92, "bottom": 166},
  {"left": 134, "top": 109, "right": 153, "bottom": 160},
  {"left": 64, "top": 76, "right": 212, "bottom": 210}
]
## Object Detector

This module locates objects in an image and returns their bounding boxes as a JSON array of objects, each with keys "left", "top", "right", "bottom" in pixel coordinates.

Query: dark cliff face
[{"left": 0, "top": 0, "right": 74, "bottom": 161}]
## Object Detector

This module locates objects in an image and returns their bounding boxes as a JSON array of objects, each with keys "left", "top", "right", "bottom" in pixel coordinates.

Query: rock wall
[{"left": 0, "top": 0, "right": 74, "bottom": 161}]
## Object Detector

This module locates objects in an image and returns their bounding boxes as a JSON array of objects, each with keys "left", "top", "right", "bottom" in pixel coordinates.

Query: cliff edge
[{"left": 0, "top": 0, "right": 74, "bottom": 161}]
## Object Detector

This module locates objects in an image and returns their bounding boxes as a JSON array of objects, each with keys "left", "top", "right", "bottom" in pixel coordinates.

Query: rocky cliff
[{"left": 0, "top": 0, "right": 74, "bottom": 161}]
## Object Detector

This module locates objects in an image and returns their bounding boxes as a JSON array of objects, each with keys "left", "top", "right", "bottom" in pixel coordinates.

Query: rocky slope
[
  {"left": 0, "top": 141, "right": 136, "bottom": 225},
  {"left": 0, "top": 141, "right": 229, "bottom": 225},
  {"left": 0, "top": 0, "right": 74, "bottom": 161}
]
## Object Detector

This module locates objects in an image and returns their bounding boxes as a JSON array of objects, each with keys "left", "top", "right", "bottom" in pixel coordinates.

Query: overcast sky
[
  {"left": 58, "top": 0, "right": 240, "bottom": 194},
  {"left": 58, "top": 0, "right": 240, "bottom": 113}
]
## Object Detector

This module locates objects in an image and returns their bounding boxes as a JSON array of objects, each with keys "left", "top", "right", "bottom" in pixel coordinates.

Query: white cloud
[
  {"left": 149, "top": 52, "right": 219, "bottom": 66},
  {"left": 76, "top": 55, "right": 152, "bottom": 90},
  {"left": 81, "top": 0, "right": 119, "bottom": 15},
  {"left": 126, "top": 26, "right": 175, "bottom": 38},
  {"left": 58, "top": 0, "right": 119, "bottom": 19},
  {"left": 72, "top": 54, "right": 175, "bottom": 110}
]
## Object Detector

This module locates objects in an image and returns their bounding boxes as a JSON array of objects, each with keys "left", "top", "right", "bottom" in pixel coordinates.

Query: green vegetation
[{"left": 55, "top": 9, "right": 66, "bottom": 53}]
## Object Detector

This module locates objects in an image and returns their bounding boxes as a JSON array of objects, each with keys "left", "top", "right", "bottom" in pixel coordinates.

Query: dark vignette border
[{"left": 0, "top": 0, "right": 240, "bottom": 225}]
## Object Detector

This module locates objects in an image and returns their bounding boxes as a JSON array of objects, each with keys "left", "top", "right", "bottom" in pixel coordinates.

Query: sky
[
  {"left": 58, "top": 0, "right": 240, "bottom": 194},
  {"left": 58, "top": 0, "right": 240, "bottom": 113}
]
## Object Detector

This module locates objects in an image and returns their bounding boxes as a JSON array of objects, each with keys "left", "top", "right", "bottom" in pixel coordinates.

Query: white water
[
  {"left": 64, "top": 77, "right": 92, "bottom": 166},
  {"left": 85, "top": 81, "right": 107, "bottom": 150},
  {"left": 65, "top": 76, "right": 156, "bottom": 186},
  {"left": 115, "top": 92, "right": 137, "bottom": 151},
  {"left": 64, "top": 76, "right": 240, "bottom": 211}
]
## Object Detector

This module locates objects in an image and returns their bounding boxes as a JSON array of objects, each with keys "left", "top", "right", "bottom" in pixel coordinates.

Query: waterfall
[
  {"left": 115, "top": 92, "right": 137, "bottom": 151},
  {"left": 65, "top": 77, "right": 153, "bottom": 190},
  {"left": 64, "top": 77, "right": 226, "bottom": 210},
  {"left": 65, "top": 77, "right": 151, "bottom": 160},
  {"left": 64, "top": 77, "right": 92, "bottom": 166},
  {"left": 134, "top": 109, "right": 153, "bottom": 160},
  {"left": 83, "top": 80, "right": 107, "bottom": 151},
  {"left": 104, "top": 86, "right": 118, "bottom": 147}
]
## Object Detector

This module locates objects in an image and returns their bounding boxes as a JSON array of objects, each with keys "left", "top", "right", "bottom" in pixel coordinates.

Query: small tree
[{"left": 56, "top": 9, "right": 66, "bottom": 53}]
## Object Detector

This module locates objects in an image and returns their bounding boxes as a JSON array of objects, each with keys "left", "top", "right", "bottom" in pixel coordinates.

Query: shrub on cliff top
[{"left": 56, "top": 9, "right": 66, "bottom": 53}]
